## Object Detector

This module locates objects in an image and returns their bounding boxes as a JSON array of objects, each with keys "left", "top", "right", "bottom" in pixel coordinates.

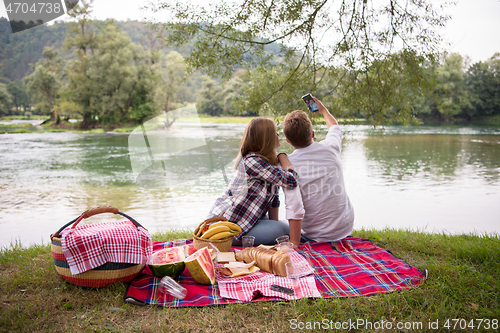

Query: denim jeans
[
  {"left": 232, "top": 216, "right": 290, "bottom": 246},
  {"left": 300, "top": 233, "right": 314, "bottom": 243}
]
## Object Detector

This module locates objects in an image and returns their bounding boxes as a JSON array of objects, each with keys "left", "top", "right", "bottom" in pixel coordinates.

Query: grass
[
  {"left": 177, "top": 115, "right": 257, "bottom": 124},
  {"left": 1, "top": 229, "right": 498, "bottom": 332},
  {"left": 473, "top": 115, "right": 500, "bottom": 125},
  {"left": 0, "top": 115, "right": 49, "bottom": 121},
  {"left": 0, "top": 115, "right": 256, "bottom": 134}
]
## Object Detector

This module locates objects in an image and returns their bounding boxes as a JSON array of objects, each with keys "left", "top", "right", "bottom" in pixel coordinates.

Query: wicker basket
[
  {"left": 50, "top": 206, "right": 147, "bottom": 288},
  {"left": 192, "top": 216, "right": 234, "bottom": 252}
]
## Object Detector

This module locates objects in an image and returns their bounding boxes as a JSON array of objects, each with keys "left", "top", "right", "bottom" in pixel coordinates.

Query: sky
[{"left": 1, "top": 0, "right": 499, "bottom": 64}]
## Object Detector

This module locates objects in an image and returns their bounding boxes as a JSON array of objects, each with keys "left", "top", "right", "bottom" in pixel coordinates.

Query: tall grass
[{"left": 1, "top": 229, "right": 498, "bottom": 332}]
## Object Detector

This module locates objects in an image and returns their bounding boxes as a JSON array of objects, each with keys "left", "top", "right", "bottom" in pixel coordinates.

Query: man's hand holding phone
[
  {"left": 301, "top": 93, "right": 319, "bottom": 113},
  {"left": 302, "top": 94, "right": 338, "bottom": 128},
  {"left": 312, "top": 96, "right": 328, "bottom": 115}
]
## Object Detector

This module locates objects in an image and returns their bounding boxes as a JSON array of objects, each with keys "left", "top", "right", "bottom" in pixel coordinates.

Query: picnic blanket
[
  {"left": 61, "top": 221, "right": 152, "bottom": 275},
  {"left": 124, "top": 237, "right": 425, "bottom": 307}
]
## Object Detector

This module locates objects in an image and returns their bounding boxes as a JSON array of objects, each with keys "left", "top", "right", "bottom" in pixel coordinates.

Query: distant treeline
[{"left": 0, "top": 17, "right": 498, "bottom": 128}]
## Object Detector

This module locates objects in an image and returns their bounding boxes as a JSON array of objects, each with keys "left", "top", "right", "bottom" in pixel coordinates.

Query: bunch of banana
[{"left": 200, "top": 221, "right": 242, "bottom": 240}]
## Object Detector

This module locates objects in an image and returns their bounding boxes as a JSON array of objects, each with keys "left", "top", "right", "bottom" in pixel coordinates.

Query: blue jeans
[
  {"left": 300, "top": 233, "right": 314, "bottom": 243},
  {"left": 232, "top": 216, "right": 290, "bottom": 246}
]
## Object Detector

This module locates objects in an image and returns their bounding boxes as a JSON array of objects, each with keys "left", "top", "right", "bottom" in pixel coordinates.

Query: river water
[{"left": 1, "top": 121, "right": 499, "bottom": 248}]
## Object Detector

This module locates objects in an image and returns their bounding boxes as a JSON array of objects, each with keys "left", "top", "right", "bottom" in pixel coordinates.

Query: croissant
[{"left": 235, "top": 245, "right": 291, "bottom": 277}]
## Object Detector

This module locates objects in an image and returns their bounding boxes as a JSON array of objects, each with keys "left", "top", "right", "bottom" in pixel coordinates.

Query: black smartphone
[
  {"left": 301, "top": 93, "right": 319, "bottom": 113},
  {"left": 270, "top": 284, "right": 295, "bottom": 295}
]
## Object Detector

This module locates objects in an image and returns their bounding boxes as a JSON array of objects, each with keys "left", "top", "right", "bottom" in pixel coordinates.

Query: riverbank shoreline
[
  {"left": 1, "top": 228, "right": 498, "bottom": 332},
  {"left": 0, "top": 116, "right": 259, "bottom": 134},
  {"left": 3, "top": 114, "right": 499, "bottom": 135}
]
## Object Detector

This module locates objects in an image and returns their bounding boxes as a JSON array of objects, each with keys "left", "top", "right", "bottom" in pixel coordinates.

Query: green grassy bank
[
  {"left": 1, "top": 229, "right": 498, "bottom": 332},
  {"left": 0, "top": 116, "right": 256, "bottom": 134},
  {"left": 0, "top": 115, "right": 365, "bottom": 134},
  {"left": 2, "top": 113, "right": 499, "bottom": 135}
]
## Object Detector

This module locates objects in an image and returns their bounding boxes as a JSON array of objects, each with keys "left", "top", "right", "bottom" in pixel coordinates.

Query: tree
[
  {"left": 155, "top": 50, "right": 187, "bottom": 127},
  {"left": 63, "top": 1, "right": 160, "bottom": 128},
  {"left": 23, "top": 47, "right": 63, "bottom": 122},
  {"left": 63, "top": 0, "right": 98, "bottom": 129},
  {"left": 197, "top": 76, "right": 223, "bottom": 116},
  {"left": 89, "top": 22, "right": 158, "bottom": 126},
  {"left": 467, "top": 53, "right": 500, "bottom": 118},
  {"left": 147, "top": 0, "right": 450, "bottom": 122},
  {"left": 0, "top": 83, "right": 13, "bottom": 116},
  {"left": 0, "top": 18, "right": 69, "bottom": 82},
  {"left": 221, "top": 76, "right": 244, "bottom": 115},
  {"left": 337, "top": 50, "right": 437, "bottom": 124},
  {"left": 430, "top": 53, "right": 471, "bottom": 121},
  {"left": 6, "top": 81, "right": 30, "bottom": 113}
]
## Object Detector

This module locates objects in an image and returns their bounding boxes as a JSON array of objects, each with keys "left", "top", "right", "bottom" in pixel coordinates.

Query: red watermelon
[
  {"left": 148, "top": 247, "right": 186, "bottom": 279},
  {"left": 184, "top": 244, "right": 198, "bottom": 256},
  {"left": 184, "top": 247, "right": 216, "bottom": 285}
]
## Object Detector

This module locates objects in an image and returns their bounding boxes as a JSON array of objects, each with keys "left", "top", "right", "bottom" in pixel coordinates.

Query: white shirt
[
  {"left": 283, "top": 184, "right": 305, "bottom": 220},
  {"left": 285, "top": 125, "right": 354, "bottom": 242}
]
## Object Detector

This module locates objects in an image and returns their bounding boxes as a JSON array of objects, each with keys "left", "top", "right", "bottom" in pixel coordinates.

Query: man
[{"left": 282, "top": 96, "right": 354, "bottom": 246}]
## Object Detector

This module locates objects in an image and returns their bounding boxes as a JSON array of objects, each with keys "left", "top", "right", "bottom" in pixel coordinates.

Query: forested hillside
[
  {"left": 0, "top": 18, "right": 188, "bottom": 82},
  {"left": 0, "top": 15, "right": 499, "bottom": 127},
  {"left": 0, "top": 18, "right": 69, "bottom": 82}
]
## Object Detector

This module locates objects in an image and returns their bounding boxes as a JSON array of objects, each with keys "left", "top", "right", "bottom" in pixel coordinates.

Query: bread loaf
[{"left": 235, "top": 245, "right": 291, "bottom": 277}]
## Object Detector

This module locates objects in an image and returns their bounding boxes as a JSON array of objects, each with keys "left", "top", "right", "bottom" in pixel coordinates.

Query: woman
[{"left": 207, "top": 118, "right": 297, "bottom": 245}]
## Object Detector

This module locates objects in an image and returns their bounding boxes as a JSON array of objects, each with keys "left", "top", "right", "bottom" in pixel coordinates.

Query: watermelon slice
[
  {"left": 148, "top": 247, "right": 186, "bottom": 279},
  {"left": 184, "top": 247, "right": 216, "bottom": 285},
  {"left": 184, "top": 244, "right": 198, "bottom": 256}
]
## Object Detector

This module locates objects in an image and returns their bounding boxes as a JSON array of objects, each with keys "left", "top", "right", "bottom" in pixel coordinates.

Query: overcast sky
[{"left": 1, "top": 0, "right": 499, "bottom": 63}]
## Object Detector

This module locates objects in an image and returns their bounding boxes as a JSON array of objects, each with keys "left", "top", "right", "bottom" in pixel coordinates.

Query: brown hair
[
  {"left": 283, "top": 110, "right": 313, "bottom": 148},
  {"left": 240, "top": 118, "right": 278, "bottom": 166}
]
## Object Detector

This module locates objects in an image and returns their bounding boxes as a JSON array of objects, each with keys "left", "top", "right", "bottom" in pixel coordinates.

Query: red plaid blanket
[
  {"left": 124, "top": 237, "right": 425, "bottom": 307},
  {"left": 61, "top": 221, "right": 152, "bottom": 275}
]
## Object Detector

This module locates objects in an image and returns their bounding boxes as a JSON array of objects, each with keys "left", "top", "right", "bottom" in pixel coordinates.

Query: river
[{"left": 1, "top": 121, "right": 499, "bottom": 248}]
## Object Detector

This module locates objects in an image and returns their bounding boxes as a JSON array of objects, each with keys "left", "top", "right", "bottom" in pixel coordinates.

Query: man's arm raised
[{"left": 313, "top": 96, "right": 338, "bottom": 129}]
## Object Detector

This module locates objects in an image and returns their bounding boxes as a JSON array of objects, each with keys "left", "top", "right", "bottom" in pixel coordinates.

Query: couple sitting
[{"left": 207, "top": 96, "right": 354, "bottom": 247}]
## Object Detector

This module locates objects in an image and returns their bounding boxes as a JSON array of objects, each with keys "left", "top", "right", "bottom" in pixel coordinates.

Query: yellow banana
[
  {"left": 200, "top": 226, "right": 231, "bottom": 239},
  {"left": 208, "top": 231, "right": 234, "bottom": 240},
  {"left": 208, "top": 221, "right": 242, "bottom": 234}
]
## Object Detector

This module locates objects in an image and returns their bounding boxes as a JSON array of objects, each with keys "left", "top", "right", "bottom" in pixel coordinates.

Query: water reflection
[
  {"left": 363, "top": 135, "right": 500, "bottom": 186},
  {"left": 128, "top": 112, "right": 242, "bottom": 189}
]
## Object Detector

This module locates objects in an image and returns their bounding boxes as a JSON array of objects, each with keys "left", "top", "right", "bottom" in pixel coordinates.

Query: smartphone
[
  {"left": 270, "top": 284, "right": 295, "bottom": 295},
  {"left": 301, "top": 93, "right": 319, "bottom": 113}
]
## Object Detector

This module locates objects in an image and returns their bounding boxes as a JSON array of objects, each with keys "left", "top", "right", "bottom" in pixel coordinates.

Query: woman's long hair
[{"left": 234, "top": 118, "right": 278, "bottom": 169}]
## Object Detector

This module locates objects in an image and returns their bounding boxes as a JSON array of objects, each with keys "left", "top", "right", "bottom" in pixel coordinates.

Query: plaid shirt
[{"left": 208, "top": 153, "right": 298, "bottom": 240}]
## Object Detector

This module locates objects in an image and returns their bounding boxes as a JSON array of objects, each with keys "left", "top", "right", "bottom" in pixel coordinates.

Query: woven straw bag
[
  {"left": 193, "top": 216, "right": 234, "bottom": 252},
  {"left": 50, "top": 206, "right": 147, "bottom": 288}
]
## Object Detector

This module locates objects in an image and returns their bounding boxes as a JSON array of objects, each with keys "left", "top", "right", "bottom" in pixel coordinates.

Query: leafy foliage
[
  {"left": 147, "top": 0, "right": 451, "bottom": 123},
  {"left": 0, "top": 18, "right": 69, "bottom": 82},
  {"left": 0, "top": 2, "right": 498, "bottom": 125},
  {"left": 196, "top": 76, "right": 224, "bottom": 116},
  {"left": 6, "top": 81, "right": 30, "bottom": 112},
  {"left": 23, "top": 47, "right": 63, "bottom": 122},
  {"left": 466, "top": 53, "right": 500, "bottom": 118},
  {"left": 0, "top": 83, "right": 13, "bottom": 116},
  {"left": 412, "top": 52, "right": 500, "bottom": 121}
]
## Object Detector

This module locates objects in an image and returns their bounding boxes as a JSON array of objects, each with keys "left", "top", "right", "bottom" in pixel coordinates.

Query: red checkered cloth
[
  {"left": 61, "top": 221, "right": 153, "bottom": 275},
  {"left": 217, "top": 249, "right": 319, "bottom": 301},
  {"left": 124, "top": 237, "right": 425, "bottom": 307}
]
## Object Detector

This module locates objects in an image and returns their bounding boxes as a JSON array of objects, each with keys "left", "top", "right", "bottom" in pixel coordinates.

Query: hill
[
  {"left": 0, "top": 18, "right": 70, "bottom": 82},
  {"left": 0, "top": 18, "right": 190, "bottom": 83}
]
